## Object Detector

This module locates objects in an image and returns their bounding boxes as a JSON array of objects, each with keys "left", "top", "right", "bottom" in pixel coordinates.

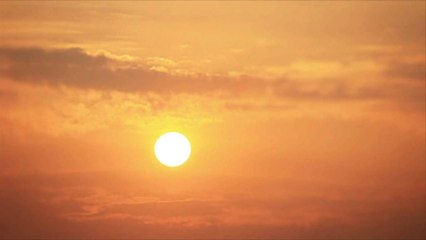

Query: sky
[{"left": 0, "top": 1, "right": 425, "bottom": 239}]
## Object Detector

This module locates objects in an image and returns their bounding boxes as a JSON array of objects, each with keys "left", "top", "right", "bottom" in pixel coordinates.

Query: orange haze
[{"left": 0, "top": 2, "right": 425, "bottom": 239}]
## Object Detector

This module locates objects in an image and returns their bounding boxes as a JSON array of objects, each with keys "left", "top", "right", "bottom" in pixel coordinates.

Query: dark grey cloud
[
  {"left": 0, "top": 47, "right": 266, "bottom": 94},
  {"left": 385, "top": 60, "right": 425, "bottom": 81},
  {"left": 0, "top": 46, "right": 423, "bottom": 105},
  {"left": 0, "top": 47, "right": 167, "bottom": 92},
  {"left": 273, "top": 80, "right": 385, "bottom": 100}
]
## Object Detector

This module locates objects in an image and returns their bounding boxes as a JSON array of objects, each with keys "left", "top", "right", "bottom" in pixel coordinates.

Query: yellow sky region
[{"left": 0, "top": 1, "right": 425, "bottom": 239}]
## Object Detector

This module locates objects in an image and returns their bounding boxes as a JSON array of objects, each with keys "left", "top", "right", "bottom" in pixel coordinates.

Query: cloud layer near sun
[
  {"left": 0, "top": 1, "right": 425, "bottom": 239},
  {"left": 1, "top": 46, "right": 424, "bottom": 101}
]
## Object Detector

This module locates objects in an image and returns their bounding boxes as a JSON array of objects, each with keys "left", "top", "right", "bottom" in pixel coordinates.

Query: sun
[{"left": 155, "top": 132, "right": 191, "bottom": 167}]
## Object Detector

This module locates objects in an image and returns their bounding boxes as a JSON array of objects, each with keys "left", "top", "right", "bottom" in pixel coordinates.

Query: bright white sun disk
[{"left": 155, "top": 132, "right": 191, "bottom": 167}]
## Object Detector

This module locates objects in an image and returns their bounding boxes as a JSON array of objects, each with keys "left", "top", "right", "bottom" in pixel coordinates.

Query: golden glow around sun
[{"left": 155, "top": 132, "right": 191, "bottom": 167}]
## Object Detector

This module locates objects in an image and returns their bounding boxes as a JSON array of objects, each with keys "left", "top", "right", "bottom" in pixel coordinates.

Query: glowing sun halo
[{"left": 155, "top": 132, "right": 191, "bottom": 167}]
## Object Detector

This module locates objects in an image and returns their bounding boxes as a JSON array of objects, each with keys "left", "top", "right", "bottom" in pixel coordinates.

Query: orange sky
[{"left": 0, "top": 2, "right": 425, "bottom": 239}]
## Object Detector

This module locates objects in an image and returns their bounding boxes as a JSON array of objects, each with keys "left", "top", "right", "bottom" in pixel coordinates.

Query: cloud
[
  {"left": 0, "top": 47, "right": 266, "bottom": 95},
  {"left": 0, "top": 46, "right": 424, "bottom": 116},
  {"left": 0, "top": 172, "right": 424, "bottom": 239},
  {"left": 385, "top": 60, "right": 426, "bottom": 81},
  {"left": 0, "top": 47, "right": 169, "bottom": 92}
]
